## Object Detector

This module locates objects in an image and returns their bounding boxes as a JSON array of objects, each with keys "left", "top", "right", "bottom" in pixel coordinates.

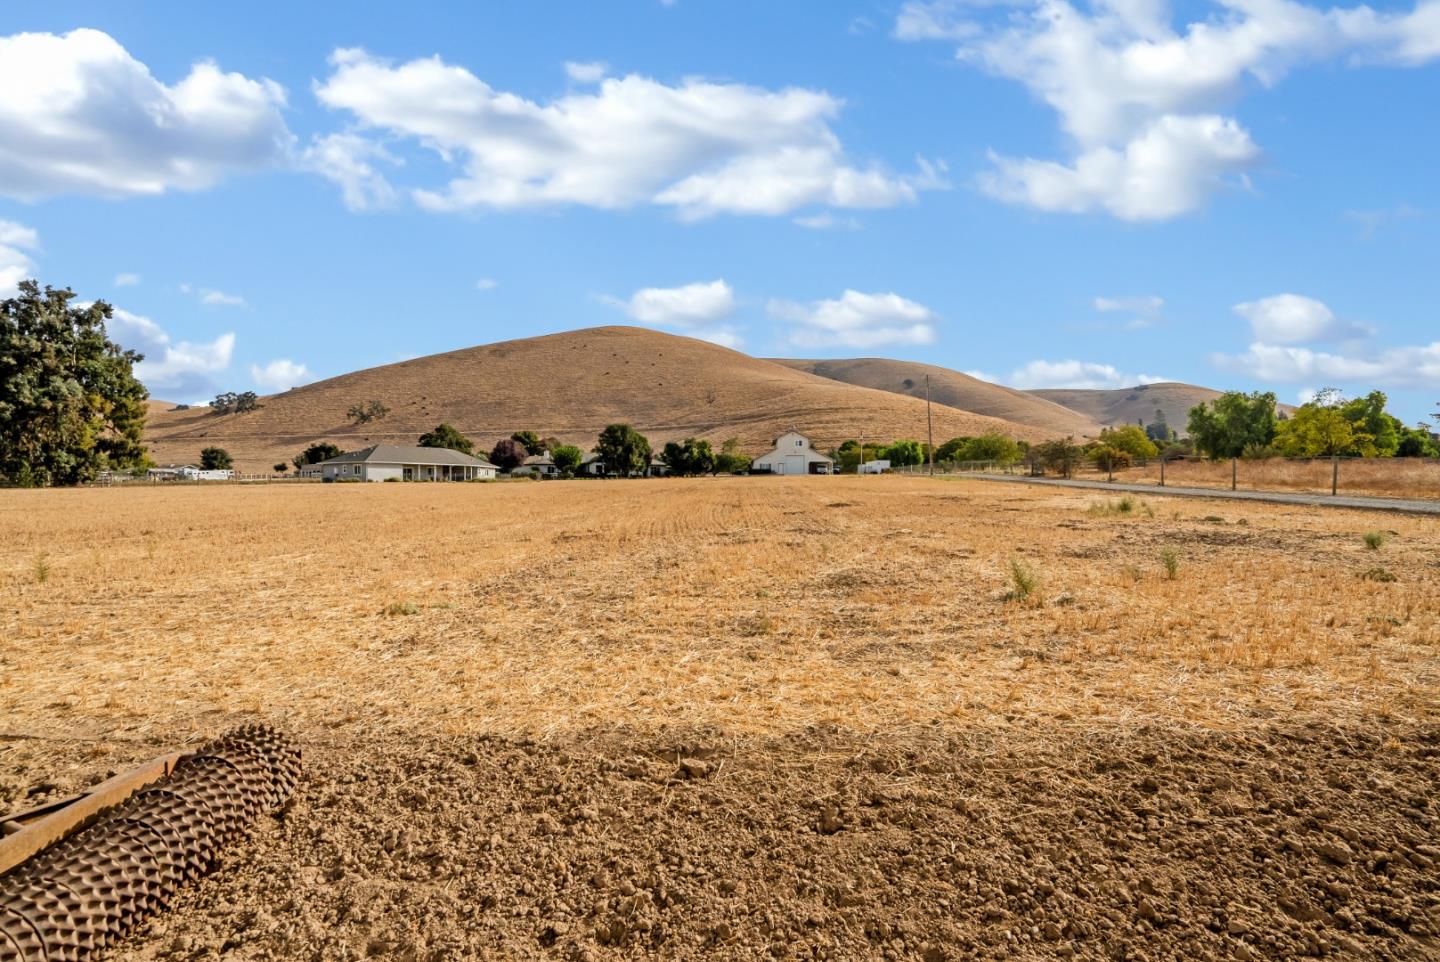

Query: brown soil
[{"left": 6, "top": 722, "right": 1437, "bottom": 961}]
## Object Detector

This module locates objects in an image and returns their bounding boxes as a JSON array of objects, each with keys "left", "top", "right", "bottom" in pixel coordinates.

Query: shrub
[
  {"left": 1087, "top": 444, "right": 1131, "bottom": 472},
  {"left": 1363, "top": 531, "right": 1387, "bottom": 550},
  {"left": 1007, "top": 557, "right": 1040, "bottom": 602},
  {"left": 33, "top": 552, "right": 50, "bottom": 583},
  {"left": 1361, "top": 567, "right": 1397, "bottom": 582},
  {"left": 382, "top": 601, "right": 419, "bottom": 616},
  {"left": 1160, "top": 548, "right": 1180, "bottom": 580}
]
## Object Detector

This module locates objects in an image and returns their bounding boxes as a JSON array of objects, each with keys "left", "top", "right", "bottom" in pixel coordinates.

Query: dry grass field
[
  {"left": 3, "top": 478, "right": 1438, "bottom": 960},
  {"left": 1111, "top": 457, "right": 1440, "bottom": 501}
]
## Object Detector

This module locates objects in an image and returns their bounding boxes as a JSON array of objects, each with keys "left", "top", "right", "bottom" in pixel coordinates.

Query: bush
[
  {"left": 1363, "top": 531, "right": 1387, "bottom": 550},
  {"left": 1160, "top": 548, "right": 1180, "bottom": 580},
  {"left": 1097, "top": 425, "right": 1158, "bottom": 460},
  {"left": 1087, "top": 444, "right": 1131, "bottom": 472},
  {"left": 1361, "top": 567, "right": 1397, "bottom": 582},
  {"left": 1007, "top": 557, "right": 1040, "bottom": 602}
]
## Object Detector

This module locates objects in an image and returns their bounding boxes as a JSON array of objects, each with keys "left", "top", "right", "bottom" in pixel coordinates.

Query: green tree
[
  {"left": 934, "top": 436, "right": 973, "bottom": 464},
  {"left": 661, "top": 437, "right": 716, "bottom": 476},
  {"left": 714, "top": 437, "right": 751, "bottom": 474},
  {"left": 1087, "top": 444, "right": 1131, "bottom": 471},
  {"left": 550, "top": 443, "right": 583, "bottom": 475},
  {"left": 0, "top": 281, "right": 149, "bottom": 486},
  {"left": 1034, "top": 437, "right": 1081, "bottom": 478},
  {"left": 1145, "top": 408, "right": 1173, "bottom": 443},
  {"left": 347, "top": 400, "right": 390, "bottom": 424},
  {"left": 885, "top": 439, "right": 925, "bottom": 467},
  {"left": 595, "top": 423, "right": 651, "bottom": 477},
  {"left": 273, "top": 462, "right": 288, "bottom": 473},
  {"left": 1186, "top": 391, "right": 1278, "bottom": 458},
  {"left": 200, "top": 447, "right": 233, "bottom": 470},
  {"left": 211, "top": 391, "right": 259, "bottom": 415},
  {"left": 419, "top": 423, "right": 473, "bottom": 455},
  {"left": 1274, "top": 404, "right": 1361, "bottom": 457},
  {"left": 293, "top": 442, "right": 343, "bottom": 471},
  {"left": 1338, "top": 390, "right": 1400, "bottom": 456},
  {"left": 1097, "top": 424, "right": 1159, "bottom": 460},
  {"left": 511, "top": 430, "right": 544, "bottom": 455},
  {"left": 957, "top": 431, "right": 1023, "bottom": 464},
  {"left": 490, "top": 437, "right": 527, "bottom": 471},
  {"left": 1396, "top": 425, "right": 1437, "bottom": 458}
]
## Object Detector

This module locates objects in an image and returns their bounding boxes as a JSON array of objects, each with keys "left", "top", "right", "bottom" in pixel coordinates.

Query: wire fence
[{"left": 891, "top": 455, "right": 1440, "bottom": 501}]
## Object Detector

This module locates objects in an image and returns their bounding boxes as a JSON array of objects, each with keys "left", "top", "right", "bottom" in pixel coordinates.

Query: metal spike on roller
[{"left": 0, "top": 725, "right": 299, "bottom": 962}]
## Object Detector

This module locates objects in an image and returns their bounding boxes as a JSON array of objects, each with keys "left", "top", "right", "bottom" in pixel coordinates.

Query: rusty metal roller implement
[{"left": 0, "top": 725, "right": 300, "bottom": 962}]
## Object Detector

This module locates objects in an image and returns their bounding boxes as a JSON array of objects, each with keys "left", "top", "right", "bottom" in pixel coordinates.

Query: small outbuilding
[
  {"left": 315, "top": 445, "right": 498, "bottom": 482},
  {"left": 511, "top": 453, "right": 559, "bottom": 478},
  {"left": 751, "top": 432, "right": 833, "bottom": 476}
]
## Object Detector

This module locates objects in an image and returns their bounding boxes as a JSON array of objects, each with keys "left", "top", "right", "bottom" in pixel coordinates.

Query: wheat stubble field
[{"left": 2, "top": 478, "right": 1438, "bottom": 961}]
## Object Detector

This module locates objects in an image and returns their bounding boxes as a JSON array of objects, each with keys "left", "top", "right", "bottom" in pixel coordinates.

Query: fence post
[
  {"left": 1159, "top": 456, "right": 1165, "bottom": 487},
  {"left": 1332, "top": 454, "right": 1339, "bottom": 496},
  {"left": 1231, "top": 458, "right": 1237, "bottom": 491}
]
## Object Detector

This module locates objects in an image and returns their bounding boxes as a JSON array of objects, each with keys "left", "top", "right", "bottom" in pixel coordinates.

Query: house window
[{"left": 796, "top": 440, "right": 803, "bottom": 446}]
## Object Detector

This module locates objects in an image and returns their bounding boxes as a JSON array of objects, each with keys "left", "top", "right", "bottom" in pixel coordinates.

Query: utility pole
[{"left": 925, "top": 374, "right": 935, "bottom": 477}]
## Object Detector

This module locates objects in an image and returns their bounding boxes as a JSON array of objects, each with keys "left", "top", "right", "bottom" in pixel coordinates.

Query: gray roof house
[{"left": 315, "top": 445, "right": 498, "bottom": 482}]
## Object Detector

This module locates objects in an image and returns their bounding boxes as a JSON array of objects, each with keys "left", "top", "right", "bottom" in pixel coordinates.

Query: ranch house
[
  {"left": 315, "top": 445, "right": 498, "bottom": 482},
  {"left": 751, "top": 432, "right": 834, "bottom": 475}
]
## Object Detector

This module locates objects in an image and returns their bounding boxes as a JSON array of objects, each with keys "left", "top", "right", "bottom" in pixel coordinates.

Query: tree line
[{"left": 284, "top": 423, "right": 753, "bottom": 478}]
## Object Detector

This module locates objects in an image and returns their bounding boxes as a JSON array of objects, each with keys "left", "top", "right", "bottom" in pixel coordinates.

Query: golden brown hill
[
  {"left": 143, "top": 327, "right": 1060, "bottom": 472},
  {"left": 1028, "top": 382, "right": 1228, "bottom": 432},
  {"left": 771, "top": 357, "right": 1103, "bottom": 440}
]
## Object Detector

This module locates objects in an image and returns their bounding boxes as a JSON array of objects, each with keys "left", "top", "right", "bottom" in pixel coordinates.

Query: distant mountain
[
  {"left": 1028, "top": 382, "right": 1229, "bottom": 432},
  {"left": 143, "top": 326, "right": 1064, "bottom": 472},
  {"left": 771, "top": 358, "right": 1104, "bottom": 439}
]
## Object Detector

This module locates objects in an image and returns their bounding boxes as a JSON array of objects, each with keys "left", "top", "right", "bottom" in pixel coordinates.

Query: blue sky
[{"left": 1, "top": 1, "right": 1437, "bottom": 422}]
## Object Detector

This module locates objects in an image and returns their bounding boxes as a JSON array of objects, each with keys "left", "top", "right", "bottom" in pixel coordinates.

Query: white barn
[
  {"left": 752, "top": 432, "right": 833, "bottom": 476},
  {"left": 315, "top": 445, "right": 498, "bottom": 482}
]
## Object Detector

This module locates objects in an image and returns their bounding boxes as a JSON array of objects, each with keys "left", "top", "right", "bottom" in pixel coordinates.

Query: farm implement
[{"left": 0, "top": 725, "right": 299, "bottom": 962}]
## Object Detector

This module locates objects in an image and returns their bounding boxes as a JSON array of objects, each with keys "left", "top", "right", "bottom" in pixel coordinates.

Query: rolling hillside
[
  {"left": 771, "top": 358, "right": 1103, "bottom": 439},
  {"left": 143, "top": 327, "right": 1066, "bottom": 472},
  {"left": 1028, "top": 382, "right": 1228, "bottom": 432}
]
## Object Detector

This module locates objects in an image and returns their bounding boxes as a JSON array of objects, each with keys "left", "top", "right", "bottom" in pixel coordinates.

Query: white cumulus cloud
[
  {"left": 1232, "top": 293, "right": 1371, "bottom": 343},
  {"left": 310, "top": 48, "right": 944, "bottom": 219},
  {"left": 0, "top": 218, "right": 38, "bottom": 296},
  {"left": 106, "top": 307, "right": 235, "bottom": 394},
  {"left": 114, "top": 272, "right": 141, "bottom": 287},
  {"left": 0, "top": 28, "right": 290, "bottom": 200},
  {"left": 1213, "top": 341, "right": 1440, "bottom": 386},
  {"left": 250, "top": 358, "right": 313, "bottom": 392},
  {"left": 608, "top": 279, "right": 736, "bottom": 326},
  {"left": 1009, "top": 358, "right": 1164, "bottom": 389},
  {"left": 769, "top": 290, "right": 940, "bottom": 349},
  {"left": 603, "top": 279, "right": 742, "bottom": 347},
  {"left": 898, "top": 0, "right": 1440, "bottom": 219}
]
